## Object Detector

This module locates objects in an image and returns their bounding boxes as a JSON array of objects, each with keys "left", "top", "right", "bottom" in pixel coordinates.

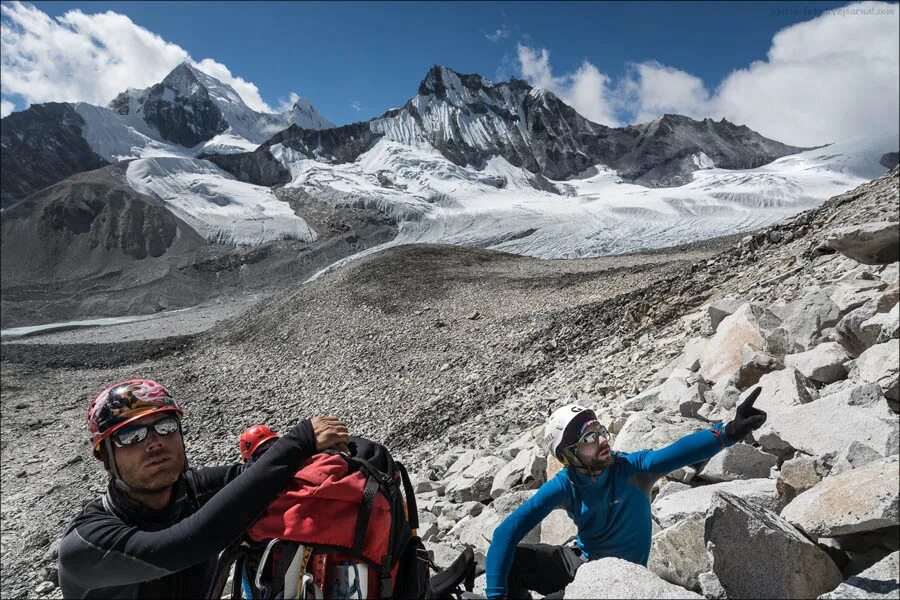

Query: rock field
[{"left": 1, "top": 168, "right": 897, "bottom": 598}]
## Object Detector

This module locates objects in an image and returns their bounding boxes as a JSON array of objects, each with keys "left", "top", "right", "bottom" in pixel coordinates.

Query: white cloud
[
  {"left": 711, "top": 1, "right": 899, "bottom": 146},
  {"left": 516, "top": 1, "right": 898, "bottom": 146},
  {"left": 620, "top": 62, "right": 712, "bottom": 123},
  {"left": 350, "top": 101, "right": 363, "bottom": 112},
  {"left": 485, "top": 26, "right": 511, "bottom": 43},
  {"left": 516, "top": 44, "right": 620, "bottom": 126},
  {"left": 0, "top": 2, "right": 279, "bottom": 113},
  {"left": 1, "top": 98, "right": 14, "bottom": 117}
]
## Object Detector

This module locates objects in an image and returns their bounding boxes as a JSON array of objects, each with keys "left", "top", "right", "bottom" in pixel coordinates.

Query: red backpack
[{"left": 213, "top": 437, "right": 430, "bottom": 599}]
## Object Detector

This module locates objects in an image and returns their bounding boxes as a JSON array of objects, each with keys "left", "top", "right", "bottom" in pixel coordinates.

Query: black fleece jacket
[{"left": 58, "top": 419, "right": 316, "bottom": 599}]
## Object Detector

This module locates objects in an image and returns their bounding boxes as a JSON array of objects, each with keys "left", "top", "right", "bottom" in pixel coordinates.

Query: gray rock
[
  {"left": 447, "top": 490, "right": 538, "bottom": 553},
  {"left": 698, "top": 443, "right": 778, "bottom": 483},
  {"left": 827, "top": 221, "right": 900, "bottom": 265},
  {"left": 853, "top": 341, "right": 900, "bottom": 400},
  {"left": 441, "top": 501, "right": 485, "bottom": 521},
  {"left": 776, "top": 455, "right": 828, "bottom": 504},
  {"left": 613, "top": 413, "right": 708, "bottom": 479},
  {"left": 540, "top": 508, "right": 578, "bottom": 546},
  {"left": 835, "top": 300, "right": 880, "bottom": 357},
  {"left": 564, "top": 557, "right": 703, "bottom": 599},
  {"left": 445, "top": 455, "right": 506, "bottom": 502},
  {"left": 747, "top": 367, "right": 816, "bottom": 415},
  {"left": 829, "top": 441, "right": 886, "bottom": 476},
  {"left": 766, "top": 289, "right": 842, "bottom": 354},
  {"left": 784, "top": 342, "right": 851, "bottom": 384},
  {"left": 427, "top": 541, "right": 469, "bottom": 570},
  {"left": 699, "top": 304, "right": 767, "bottom": 383},
  {"left": 733, "top": 346, "right": 783, "bottom": 389},
  {"left": 875, "top": 280, "right": 900, "bottom": 311},
  {"left": 708, "top": 297, "right": 745, "bottom": 333},
  {"left": 653, "top": 478, "right": 780, "bottom": 528},
  {"left": 653, "top": 480, "right": 692, "bottom": 503},
  {"left": 781, "top": 455, "right": 900, "bottom": 538},
  {"left": 649, "top": 514, "right": 710, "bottom": 590},
  {"left": 830, "top": 277, "right": 887, "bottom": 313},
  {"left": 490, "top": 448, "right": 546, "bottom": 498},
  {"left": 818, "top": 550, "right": 900, "bottom": 599},
  {"left": 697, "top": 571, "right": 726, "bottom": 600},
  {"left": 444, "top": 449, "right": 485, "bottom": 478},
  {"left": 754, "top": 383, "right": 899, "bottom": 461},
  {"left": 705, "top": 492, "right": 843, "bottom": 599},
  {"left": 863, "top": 303, "right": 899, "bottom": 344}
]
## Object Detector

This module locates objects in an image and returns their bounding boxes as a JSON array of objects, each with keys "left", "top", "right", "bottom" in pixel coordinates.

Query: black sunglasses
[{"left": 112, "top": 415, "right": 181, "bottom": 448}]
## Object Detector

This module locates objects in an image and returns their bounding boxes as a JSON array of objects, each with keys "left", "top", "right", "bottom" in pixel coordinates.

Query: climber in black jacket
[{"left": 57, "top": 378, "right": 348, "bottom": 599}]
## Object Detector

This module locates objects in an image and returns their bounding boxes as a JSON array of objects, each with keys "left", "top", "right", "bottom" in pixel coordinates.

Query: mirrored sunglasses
[
  {"left": 112, "top": 416, "right": 180, "bottom": 448},
  {"left": 574, "top": 426, "right": 609, "bottom": 448}
]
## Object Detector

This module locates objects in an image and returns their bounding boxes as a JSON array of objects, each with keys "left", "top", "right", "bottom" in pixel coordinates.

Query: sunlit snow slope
[
  {"left": 126, "top": 157, "right": 316, "bottom": 245},
  {"left": 275, "top": 132, "right": 896, "bottom": 268}
]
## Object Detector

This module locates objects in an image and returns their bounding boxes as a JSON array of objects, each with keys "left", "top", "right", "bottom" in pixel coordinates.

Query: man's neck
[{"left": 125, "top": 486, "right": 174, "bottom": 511}]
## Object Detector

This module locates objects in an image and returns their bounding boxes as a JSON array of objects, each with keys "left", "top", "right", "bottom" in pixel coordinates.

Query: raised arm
[{"left": 627, "top": 388, "right": 768, "bottom": 475}]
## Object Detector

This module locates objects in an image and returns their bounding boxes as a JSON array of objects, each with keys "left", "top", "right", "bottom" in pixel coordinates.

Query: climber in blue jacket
[{"left": 485, "top": 387, "right": 766, "bottom": 599}]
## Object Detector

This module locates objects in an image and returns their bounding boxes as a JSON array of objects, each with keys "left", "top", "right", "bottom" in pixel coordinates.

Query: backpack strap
[
  {"left": 396, "top": 461, "right": 419, "bottom": 530},
  {"left": 352, "top": 473, "right": 381, "bottom": 556}
]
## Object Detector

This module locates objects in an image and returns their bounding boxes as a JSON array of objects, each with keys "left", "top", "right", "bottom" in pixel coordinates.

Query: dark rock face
[
  {"left": 879, "top": 152, "right": 899, "bottom": 170},
  {"left": 0, "top": 103, "right": 108, "bottom": 208},
  {"left": 235, "top": 65, "right": 804, "bottom": 188},
  {"left": 268, "top": 122, "right": 384, "bottom": 164},
  {"left": 109, "top": 63, "right": 229, "bottom": 147},
  {"left": 204, "top": 147, "right": 290, "bottom": 187}
]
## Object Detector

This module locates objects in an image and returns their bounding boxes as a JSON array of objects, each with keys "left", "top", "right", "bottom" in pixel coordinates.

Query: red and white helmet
[
  {"left": 544, "top": 404, "right": 598, "bottom": 462},
  {"left": 239, "top": 424, "right": 280, "bottom": 462},
  {"left": 87, "top": 379, "right": 182, "bottom": 458}
]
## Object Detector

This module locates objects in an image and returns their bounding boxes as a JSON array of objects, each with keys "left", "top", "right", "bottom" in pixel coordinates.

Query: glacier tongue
[{"left": 125, "top": 157, "right": 316, "bottom": 245}]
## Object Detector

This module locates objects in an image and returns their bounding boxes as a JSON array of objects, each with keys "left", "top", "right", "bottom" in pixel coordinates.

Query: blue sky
[
  {"left": 16, "top": 1, "right": 863, "bottom": 122},
  {"left": 2, "top": 1, "right": 898, "bottom": 145}
]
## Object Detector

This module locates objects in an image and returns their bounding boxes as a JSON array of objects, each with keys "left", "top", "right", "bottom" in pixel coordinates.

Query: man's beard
[{"left": 124, "top": 455, "right": 185, "bottom": 493}]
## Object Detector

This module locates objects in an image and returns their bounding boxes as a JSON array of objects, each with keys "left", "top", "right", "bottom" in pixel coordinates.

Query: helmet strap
[{"left": 104, "top": 438, "right": 135, "bottom": 494}]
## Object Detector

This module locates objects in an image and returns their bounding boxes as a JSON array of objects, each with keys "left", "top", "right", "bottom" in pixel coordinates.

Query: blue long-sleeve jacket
[{"left": 485, "top": 423, "right": 735, "bottom": 598}]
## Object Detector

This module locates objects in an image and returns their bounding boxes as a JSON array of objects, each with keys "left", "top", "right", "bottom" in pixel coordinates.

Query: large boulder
[
  {"left": 699, "top": 304, "right": 767, "bottom": 383},
  {"left": 648, "top": 514, "right": 710, "bottom": 591},
  {"left": 830, "top": 273, "right": 887, "bottom": 313},
  {"left": 745, "top": 367, "right": 816, "bottom": 415},
  {"left": 862, "top": 303, "right": 899, "bottom": 345},
  {"left": 445, "top": 455, "right": 506, "bottom": 502},
  {"left": 766, "top": 289, "right": 841, "bottom": 355},
  {"left": 818, "top": 550, "right": 900, "bottom": 599},
  {"left": 708, "top": 297, "right": 746, "bottom": 333},
  {"left": 613, "top": 412, "right": 708, "bottom": 455},
  {"left": 781, "top": 455, "right": 900, "bottom": 538},
  {"left": 653, "top": 478, "right": 780, "bottom": 528},
  {"left": 564, "top": 557, "right": 703, "bottom": 599},
  {"left": 827, "top": 221, "right": 900, "bottom": 265},
  {"left": 776, "top": 455, "right": 828, "bottom": 504},
  {"left": 698, "top": 443, "right": 778, "bottom": 483},
  {"left": 490, "top": 448, "right": 546, "bottom": 498},
  {"left": 623, "top": 370, "right": 709, "bottom": 415},
  {"left": 540, "top": 508, "right": 578, "bottom": 546},
  {"left": 753, "top": 383, "right": 899, "bottom": 461},
  {"left": 705, "top": 492, "right": 843, "bottom": 599},
  {"left": 784, "top": 342, "right": 851, "bottom": 384},
  {"left": 853, "top": 341, "right": 899, "bottom": 400},
  {"left": 447, "top": 490, "right": 539, "bottom": 552},
  {"left": 835, "top": 300, "right": 881, "bottom": 357},
  {"left": 733, "top": 346, "right": 783, "bottom": 389}
]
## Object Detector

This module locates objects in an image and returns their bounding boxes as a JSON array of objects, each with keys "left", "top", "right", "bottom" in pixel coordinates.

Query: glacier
[{"left": 126, "top": 157, "right": 317, "bottom": 245}]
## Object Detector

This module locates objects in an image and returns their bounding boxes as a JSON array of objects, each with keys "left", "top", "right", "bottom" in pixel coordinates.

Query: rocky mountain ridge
[{"left": 215, "top": 65, "right": 804, "bottom": 190}]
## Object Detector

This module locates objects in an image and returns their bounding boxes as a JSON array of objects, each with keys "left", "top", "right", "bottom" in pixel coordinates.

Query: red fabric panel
[{"left": 247, "top": 453, "right": 393, "bottom": 565}]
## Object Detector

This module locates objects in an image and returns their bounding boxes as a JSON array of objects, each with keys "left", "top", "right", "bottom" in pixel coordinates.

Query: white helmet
[{"left": 545, "top": 404, "right": 598, "bottom": 462}]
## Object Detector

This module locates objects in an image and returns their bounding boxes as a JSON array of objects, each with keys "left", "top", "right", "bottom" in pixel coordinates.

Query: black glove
[{"left": 725, "top": 387, "right": 767, "bottom": 441}]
